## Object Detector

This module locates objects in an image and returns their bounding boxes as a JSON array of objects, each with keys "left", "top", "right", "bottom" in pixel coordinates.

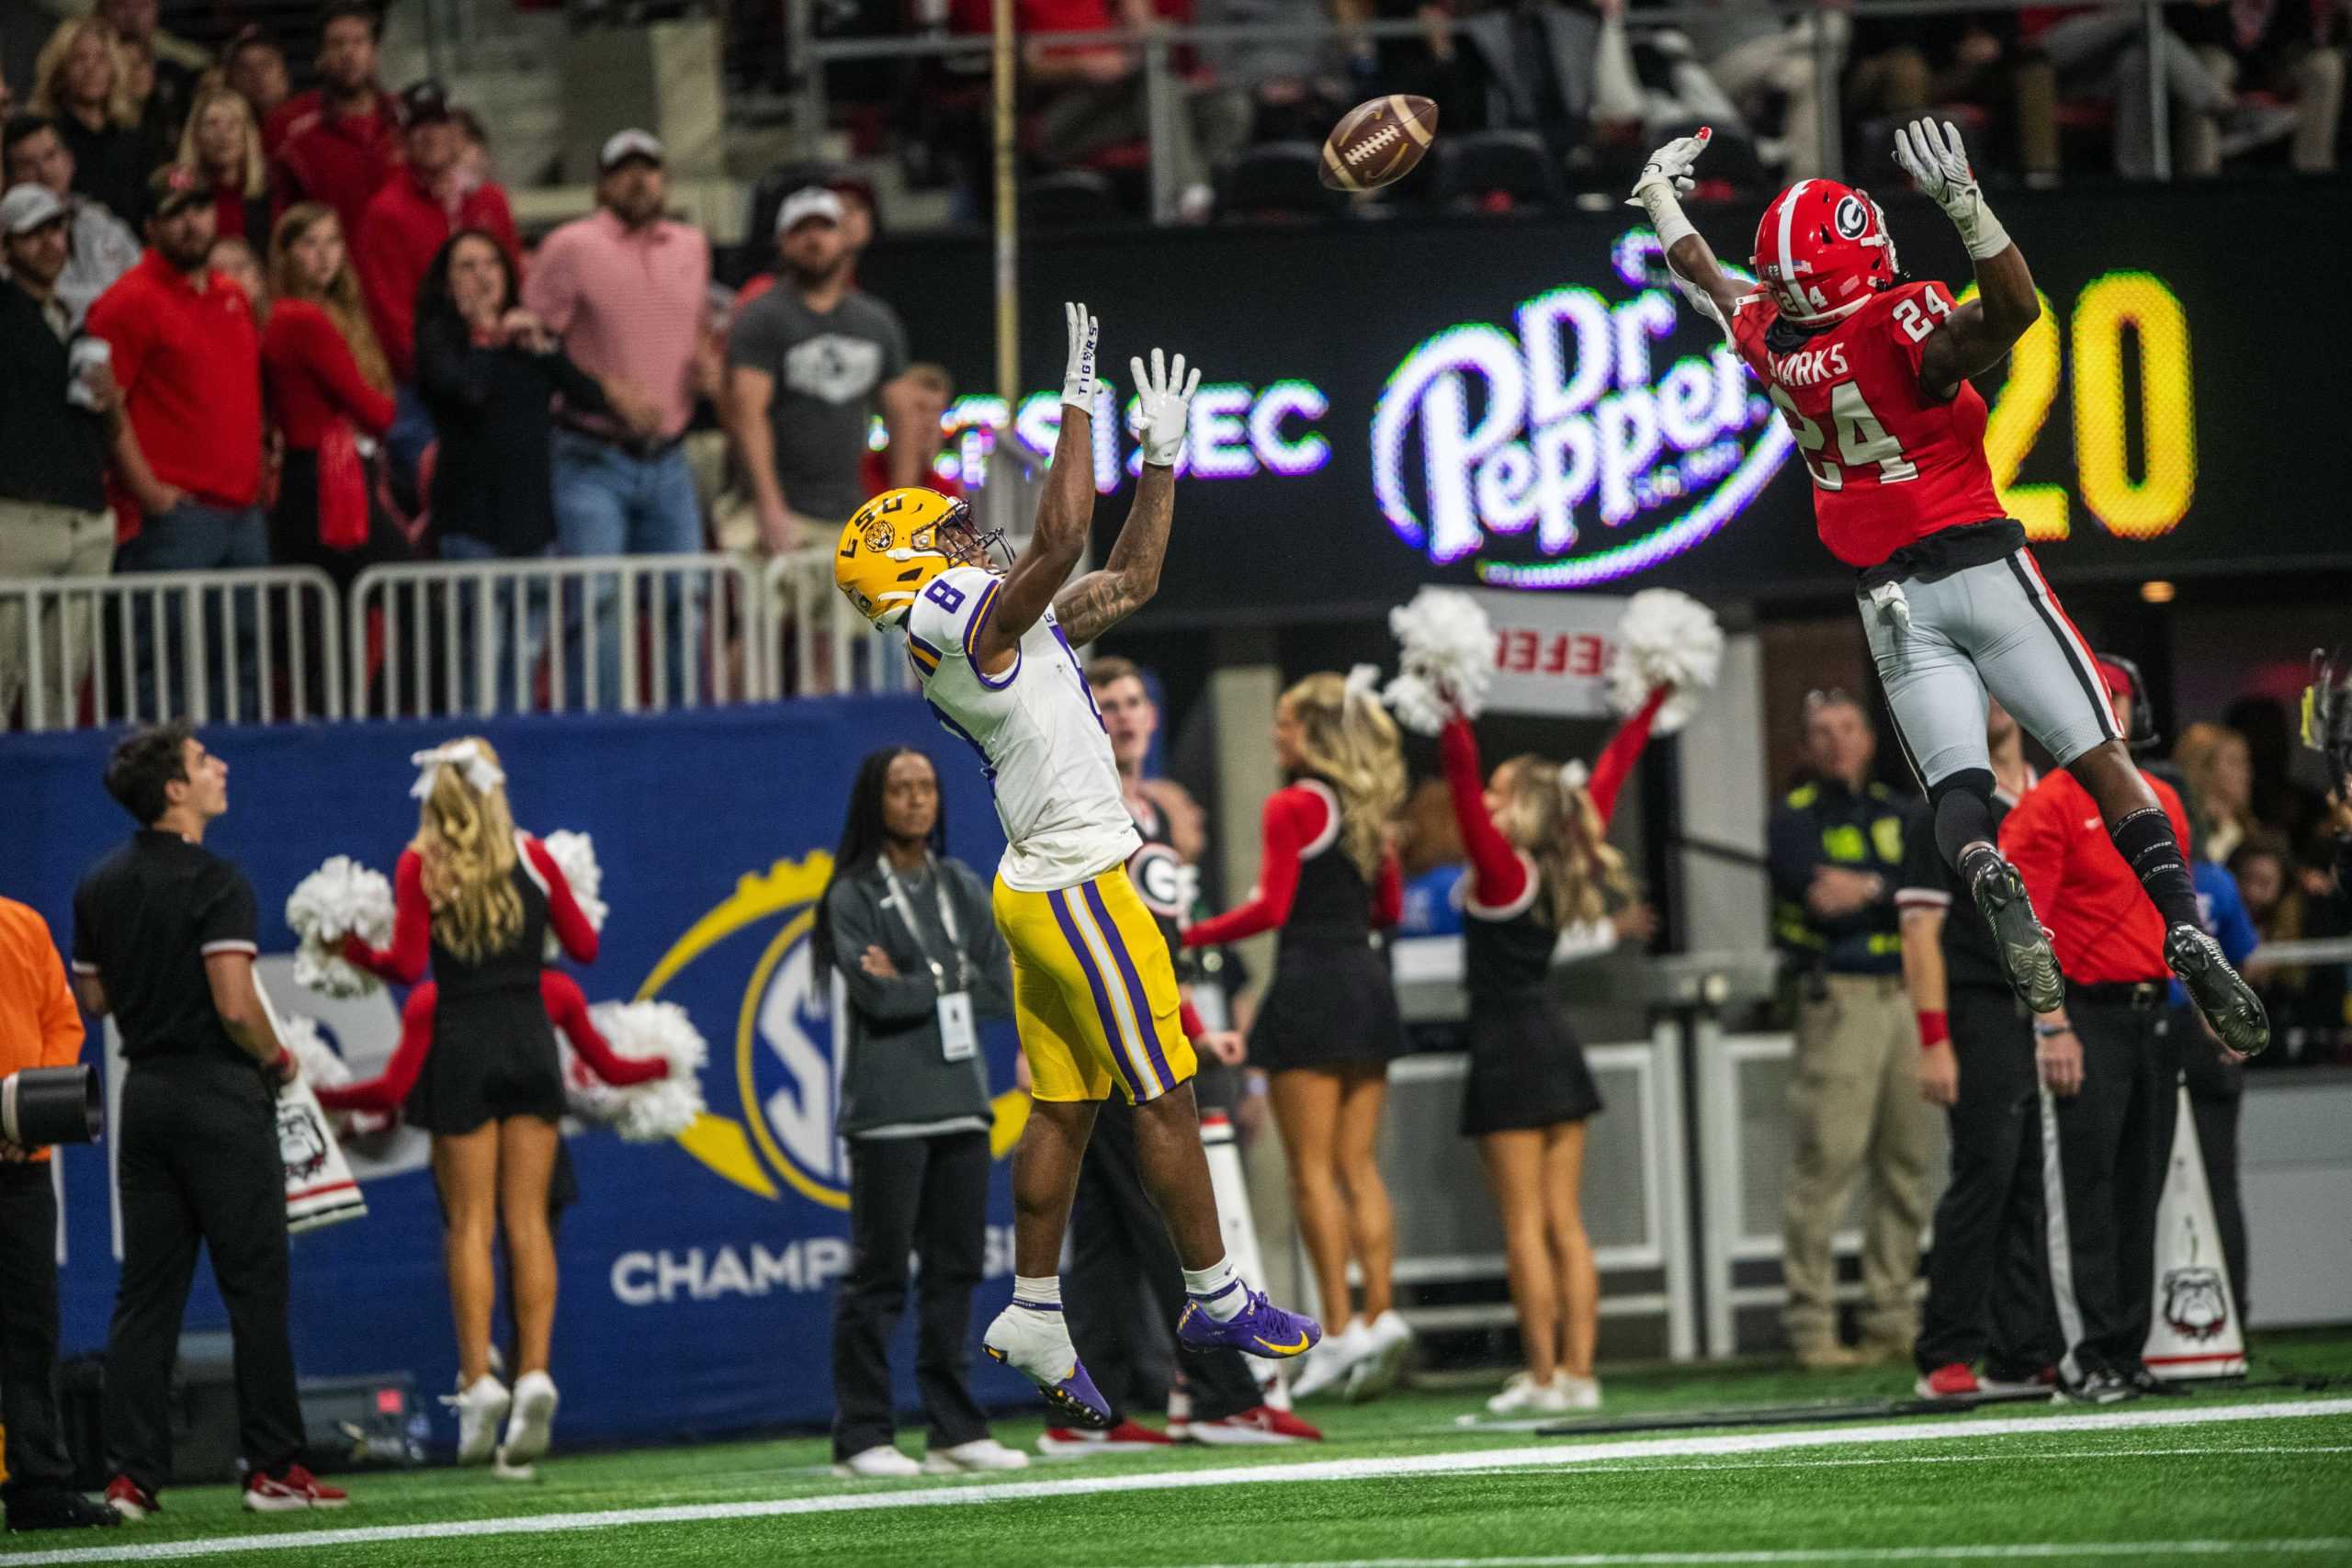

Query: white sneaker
[
  {"left": 922, "top": 1438, "right": 1030, "bottom": 1474},
  {"left": 446, "top": 1374, "right": 510, "bottom": 1465},
  {"left": 499, "top": 1371, "right": 559, "bottom": 1466},
  {"left": 1486, "top": 1371, "right": 1569, "bottom": 1415},
  {"left": 1288, "top": 1319, "right": 1371, "bottom": 1402},
  {"left": 1346, "top": 1310, "right": 1415, "bottom": 1403},
  {"left": 833, "top": 1444, "right": 922, "bottom": 1479},
  {"left": 1553, "top": 1372, "right": 1601, "bottom": 1410}
]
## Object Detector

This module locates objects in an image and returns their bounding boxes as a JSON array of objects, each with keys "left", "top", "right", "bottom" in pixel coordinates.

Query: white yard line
[
  {"left": 1178, "top": 1547, "right": 2352, "bottom": 1566},
  {"left": 0, "top": 1397, "right": 2344, "bottom": 1566}
]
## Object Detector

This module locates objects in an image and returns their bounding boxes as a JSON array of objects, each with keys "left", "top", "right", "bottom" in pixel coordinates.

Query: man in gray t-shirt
[{"left": 725, "top": 187, "right": 921, "bottom": 549}]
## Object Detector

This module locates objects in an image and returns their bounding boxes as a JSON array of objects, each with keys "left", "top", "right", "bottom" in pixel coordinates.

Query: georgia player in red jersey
[{"left": 1625, "top": 119, "right": 2266, "bottom": 1056}]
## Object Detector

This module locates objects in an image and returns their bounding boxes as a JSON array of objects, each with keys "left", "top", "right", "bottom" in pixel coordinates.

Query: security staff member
[
  {"left": 0, "top": 897, "right": 119, "bottom": 1532},
  {"left": 1898, "top": 700, "right": 2058, "bottom": 1400},
  {"left": 70, "top": 723, "right": 343, "bottom": 1517},
  {"left": 2001, "top": 660, "right": 2198, "bottom": 1405},
  {"left": 1768, "top": 690, "right": 1933, "bottom": 1370}
]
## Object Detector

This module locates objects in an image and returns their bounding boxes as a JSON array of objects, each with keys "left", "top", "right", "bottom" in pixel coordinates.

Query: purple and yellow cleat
[
  {"left": 983, "top": 1343, "right": 1113, "bottom": 1430},
  {"left": 1176, "top": 1288, "right": 1322, "bottom": 1360},
  {"left": 982, "top": 1303, "right": 1114, "bottom": 1429}
]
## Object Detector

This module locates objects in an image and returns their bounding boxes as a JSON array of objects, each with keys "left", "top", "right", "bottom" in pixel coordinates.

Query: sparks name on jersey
[
  {"left": 1731, "top": 278, "right": 2007, "bottom": 571},
  {"left": 906, "top": 565, "right": 1142, "bottom": 894}
]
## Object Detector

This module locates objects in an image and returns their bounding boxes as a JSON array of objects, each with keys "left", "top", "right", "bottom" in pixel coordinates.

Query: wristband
[
  {"left": 1917, "top": 1010, "right": 1950, "bottom": 1050},
  {"left": 1946, "top": 189, "right": 2012, "bottom": 262},
  {"left": 2034, "top": 1021, "right": 2073, "bottom": 1040},
  {"left": 1633, "top": 181, "right": 1697, "bottom": 254}
]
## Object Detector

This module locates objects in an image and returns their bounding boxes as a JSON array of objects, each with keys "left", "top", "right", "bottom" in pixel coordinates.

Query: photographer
[
  {"left": 69, "top": 722, "right": 345, "bottom": 1517},
  {"left": 813, "top": 748, "right": 1025, "bottom": 1479},
  {"left": 0, "top": 896, "right": 117, "bottom": 1532}
]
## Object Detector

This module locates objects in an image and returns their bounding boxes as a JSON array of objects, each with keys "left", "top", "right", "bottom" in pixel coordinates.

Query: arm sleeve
[
  {"left": 314, "top": 982, "right": 435, "bottom": 1113},
  {"left": 522, "top": 836, "right": 599, "bottom": 964},
  {"left": 70, "top": 881, "right": 99, "bottom": 977},
  {"left": 1588, "top": 686, "right": 1670, "bottom": 828},
  {"left": 293, "top": 307, "right": 396, "bottom": 434},
  {"left": 1440, "top": 716, "right": 1532, "bottom": 911},
  {"left": 1766, "top": 802, "right": 1820, "bottom": 906},
  {"left": 195, "top": 866, "right": 259, "bottom": 957},
  {"left": 1181, "top": 789, "right": 1317, "bottom": 948},
  {"left": 1180, "top": 997, "right": 1206, "bottom": 1041},
  {"left": 38, "top": 931, "right": 86, "bottom": 1067},
  {"left": 547, "top": 347, "right": 612, "bottom": 416},
  {"left": 1372, "top": 851, "right": 1404, "bottom": 930},
  {"left": 904, "top": 567, "right": 1001, "bottom": 664},
  {"left": 1996, "top": 782, "right": 2069, "bottom": 921},
  {"left": 827, "top": 884, "right": 939, "bottom": 1024},
  {"left": 2211, "top": 873, "right": 2260, "bottom": 968},
  {"left": 342, "top": 848, "right": 430, "bottom": 984},
  {"left": 413, "top": 316, "right": 496, "bottom": 411},
  {"left": 85, "top": 289, "right": 150, "bottom": 401},
  {"left": 542, "top": 971, "right": 667, "bottom": 1086},
  {"left": 726, "top": 295, "right": 784, "bottom": 373}
]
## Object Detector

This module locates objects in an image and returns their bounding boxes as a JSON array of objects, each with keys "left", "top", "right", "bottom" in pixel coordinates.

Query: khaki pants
[
  {"left": 0, "top": 500, "right": 114, "bottom": 729},
  {"left": 1782, "top": 973, "right": 1934, "bottom": 1352}
]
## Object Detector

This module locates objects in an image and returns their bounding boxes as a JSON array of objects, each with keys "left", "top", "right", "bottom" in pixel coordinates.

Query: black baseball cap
[
  {"left": 147, "top": 163, "right": 207, "bottom": 220},
  {"left": 399, "top": 80, "right": 453, "bottom": 127}
]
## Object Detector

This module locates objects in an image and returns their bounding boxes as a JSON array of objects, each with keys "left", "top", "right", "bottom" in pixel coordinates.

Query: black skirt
[
  {"left": 1248, "top": 935, "right": 1407, "bottom": 1074},
  {"left": 271, "top": 448, "right": 414, "bottom": 592},
  {"left": 405, "top": 984, "right": 566, "bottom": 1135},
  {"left": 1459, "top": 993, "right": 1603, "bottom": 1137}
]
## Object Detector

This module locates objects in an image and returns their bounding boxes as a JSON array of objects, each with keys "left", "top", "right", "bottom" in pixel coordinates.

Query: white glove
[
  {"left": 1893, "top": 117, "right": 2010, "bottom": 261},
  {"left": 1623, "top": 125, "right": 1711, "bottom": 251},
  {"left": 1130, "top": 347, "right": 1200, "bottom": 468},
  {"left": 1061, "top": 300, "right": 1101, "bottom": 411}
]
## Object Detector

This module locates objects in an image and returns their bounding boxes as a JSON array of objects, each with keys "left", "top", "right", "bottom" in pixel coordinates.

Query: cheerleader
[
  {"left": 1183, "top": 671, "right": 1408, "bottom": 1401},
  {"left": 338, "top": 739, "right": 606, "bottom": 1468},
  {"left": 1440, "top": 689, "right": 1667, "bottom": 1414}
]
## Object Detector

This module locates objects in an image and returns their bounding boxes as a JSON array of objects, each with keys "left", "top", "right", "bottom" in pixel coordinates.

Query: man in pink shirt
[{"left": 524, "top": 130, "right": 712, "bottom": 707}]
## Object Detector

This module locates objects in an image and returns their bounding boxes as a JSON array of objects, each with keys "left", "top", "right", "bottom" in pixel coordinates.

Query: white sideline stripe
[
  {"left": 1430, "top": 1443, "right": 2352, "bottom": 1477},
  {"left": 1180, "top": 1547, "right": 2352, "bottom": 1566},
  {"left": 0, "top": 1398, "right": 2344, "bottom": 1566}
]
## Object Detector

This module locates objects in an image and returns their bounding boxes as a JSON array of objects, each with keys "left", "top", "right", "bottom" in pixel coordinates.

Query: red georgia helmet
[{"left": 1751, "top": 179, "right": 1901, "bottom": 326}]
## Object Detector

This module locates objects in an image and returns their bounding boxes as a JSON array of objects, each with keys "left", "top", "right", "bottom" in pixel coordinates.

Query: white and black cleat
[
  {"left": 2165, "top": 924, "right": 2268, "bottom": 1055},
  {"left": 2059, "top": 1367, "right": 2137, "bottom": 1405},
  {"left": 1968, "top": 854, "right": 2065, "bottom": 1014}
]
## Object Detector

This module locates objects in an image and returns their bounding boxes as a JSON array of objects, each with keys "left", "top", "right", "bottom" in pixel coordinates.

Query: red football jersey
[{"left": 1730, "top": 279, "right": 2007, "bottom": 570}]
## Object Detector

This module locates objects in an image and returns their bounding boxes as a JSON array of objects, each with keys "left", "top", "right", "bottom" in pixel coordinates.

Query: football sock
[
  {"left": 2108, "top": 806, "right": 2204, "bottom": 932},
  {"left": 1183, "top": 1258, "right": 1248, "bottom": 1321},
  {"left": 1012, "top": 1274, "right": 1063, "bottom": 1314},
  {"left": 1930, "top": 770, "right": 1999, "bottom": 875}
]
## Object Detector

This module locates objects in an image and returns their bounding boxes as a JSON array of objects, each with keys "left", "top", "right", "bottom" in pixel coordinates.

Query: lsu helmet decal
[{"left": 833, "top": 488, "right": 997, "bottom": 627}]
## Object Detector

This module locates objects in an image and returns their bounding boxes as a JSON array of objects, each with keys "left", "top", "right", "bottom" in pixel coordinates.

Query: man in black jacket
[{"left": 0, "top": 182, "right": 116, "bottom": 730}]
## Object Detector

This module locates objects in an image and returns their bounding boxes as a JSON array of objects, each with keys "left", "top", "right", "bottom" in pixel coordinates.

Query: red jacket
[
  {"left": 270, "top": 89, "right": 401, "bottom": 244},
  {"left": 2000, "top": 770, "right": 2190, "bottom": 986},
  {"left": 263, "top": 299, "right": 395, "bottom": 452},
  {"left": 355, "top": 171, "right": 522, "bottom": 383}
]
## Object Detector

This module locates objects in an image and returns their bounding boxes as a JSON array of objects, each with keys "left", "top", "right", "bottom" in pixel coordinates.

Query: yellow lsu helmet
[{"left": 832, "top": 488, "right": 992, "bottom": 627}]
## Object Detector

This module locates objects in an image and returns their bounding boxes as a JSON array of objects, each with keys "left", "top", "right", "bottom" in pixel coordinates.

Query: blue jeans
[
  {"left": 386, "top": 383, "right": 435, "bottom": 509},
  {"left": 440, "top": 534, "right": 553, "bottom": 715},
  {"left": 112, "top": 501, "right": 267, "bottom": 723},
  {"left": 551, "top": 432, "right": 705, "bottom": 710}
]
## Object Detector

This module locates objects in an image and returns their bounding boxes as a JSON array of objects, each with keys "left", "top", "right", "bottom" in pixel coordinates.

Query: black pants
[
  {"left": 2177, "top": 1011, "right": 2248, "bottom": 1314},
  {"left": 103, "top": 1057, "right": 305, "bottom": 1492},
  {"left": 2041, "top": 994, "right": 2180, "bottom": 1382},
  {"left": 0, "top": 1163, "right": 74, "bottom": 1504},
  {"left": 1917, "top": 986, "right": 2060, "bottom": 1376},
  {"left": 1067, "top": 1095, "right": 1261, "bottom": 1426},
  {"left": 831, "top": 1130, "right": 990, "bottom": 1460}
]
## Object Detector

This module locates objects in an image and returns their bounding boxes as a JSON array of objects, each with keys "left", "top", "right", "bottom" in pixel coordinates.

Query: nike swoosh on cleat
[{"left": 1253, "top": 1333, "right": 1310, "bottom": 1354}]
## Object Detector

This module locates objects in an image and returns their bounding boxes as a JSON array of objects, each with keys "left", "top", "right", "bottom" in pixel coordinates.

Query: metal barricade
[
  {"left": 347, "top": 554, "right": 765, "bottom": 719},
  {"left": 0, "top": 568, "right": 341, "bottom": 731},
  {"left": 764, "top": 548, "right": 920, "bottom": 699}
]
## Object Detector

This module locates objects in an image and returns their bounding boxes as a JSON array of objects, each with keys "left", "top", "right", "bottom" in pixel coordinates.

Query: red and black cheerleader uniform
[
  {"left": 1183, "top": 777, "right": 1405, "bottom": 1073},
  {"left": 338, "top": 835, "right": 605, "bottom": 1132},
  {"left": 1440, "top": 691, "right": 1666, "bottom": 1137}
]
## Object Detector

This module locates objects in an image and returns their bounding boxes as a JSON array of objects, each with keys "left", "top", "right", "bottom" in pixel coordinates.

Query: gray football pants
[{"left": 1860, "top": 547, "right": 2122, "bottom": 788}]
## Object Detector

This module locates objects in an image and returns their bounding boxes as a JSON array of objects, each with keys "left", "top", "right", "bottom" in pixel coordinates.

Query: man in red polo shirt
[
  {"left": 85, "top": 164, "right": 266, "bottom": 720},
  {"left": 2001, "top": 656, "right": 2211, "bottom": 1407},
  {"left": 270, "top": 4, "right": 400, "bottom": 243}
]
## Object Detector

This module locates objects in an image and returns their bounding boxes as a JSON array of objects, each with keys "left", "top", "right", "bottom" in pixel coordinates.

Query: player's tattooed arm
[
  {"left": 976, "top": 302, "right": 1102, "bottom": 670},
  {"left": 1051, "top": 346, "right": 1201, "bottom": 645}
]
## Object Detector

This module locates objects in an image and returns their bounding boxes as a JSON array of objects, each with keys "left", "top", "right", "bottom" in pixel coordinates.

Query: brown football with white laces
[{"left": 1319, "top": 95, "right": 1439, "bottom": 192}]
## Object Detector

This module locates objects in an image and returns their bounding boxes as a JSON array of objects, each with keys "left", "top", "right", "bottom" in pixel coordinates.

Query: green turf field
[{"left": 6, "top": 1332, "right": 2349, "bottom": 1567}]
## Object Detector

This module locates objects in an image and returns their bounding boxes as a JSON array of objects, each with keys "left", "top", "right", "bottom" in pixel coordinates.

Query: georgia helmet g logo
[{"left": 1834, "top": 194, "right": 1871, "bottom": 240}]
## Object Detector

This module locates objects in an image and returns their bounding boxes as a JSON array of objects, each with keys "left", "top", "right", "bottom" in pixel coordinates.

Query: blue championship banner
[{"left": 1, "top": 702, "right": 1035, "bottom": 1446}]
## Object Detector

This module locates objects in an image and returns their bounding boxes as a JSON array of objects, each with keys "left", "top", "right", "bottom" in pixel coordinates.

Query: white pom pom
[
  {"left": 537, "top": 829, "right": 607, "bottom": 963},
  {"left": 1608, "top": 588, "right": 1723, "bottom": 736},
  {"left": 285, "top": 857, "right": 393, "bottom": 998},
  {"left": 1385, "top": 588, "right": 1494, "bottom": 731},
  {"left": 575, "top": 1000, "right": 707, "bottom": 1143},
  {"left": 277, "top": 1011, "right": 354, "bottom": 1089}
]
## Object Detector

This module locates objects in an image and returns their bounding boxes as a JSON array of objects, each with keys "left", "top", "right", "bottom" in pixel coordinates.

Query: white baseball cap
[
  {"left": 775, "top": 186, "right": 844, "bottom": 234},
  {"left": 0, "top": 183, "right": 67, "bottom": 236},
  {"left": 599, "top": 129, "right": 665, "bottom": 172}
]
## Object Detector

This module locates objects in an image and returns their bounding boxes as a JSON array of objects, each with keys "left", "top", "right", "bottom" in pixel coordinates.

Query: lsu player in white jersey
[{"left": 833, "top": 303, "right": 1319, "bottom": 1429}]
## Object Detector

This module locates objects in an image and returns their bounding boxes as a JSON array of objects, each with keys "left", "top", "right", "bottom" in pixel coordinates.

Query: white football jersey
[{"left": 905, "top": 566, "right": 1139, "bottom": 892}]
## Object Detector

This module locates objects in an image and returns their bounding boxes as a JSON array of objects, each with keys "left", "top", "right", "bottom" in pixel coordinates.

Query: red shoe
[
  {"left": 1187, "top": 1404, "right": 1324, "bottom": 1445},
  {"left": 243, "top": 1464, "right": 350, "bottom": 1513},
  {"left": 103, "top": 1475, "right": 159, "bottom": 1523},
  {"left": 1036, "top": 1419, "right": 1175, "bottom": 1456},
  {"left": 1914, "top": 1362, "right": 1982, "bottom": 1400}
]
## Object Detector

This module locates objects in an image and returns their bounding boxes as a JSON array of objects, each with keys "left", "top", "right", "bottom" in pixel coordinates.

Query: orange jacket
[{"left": 0, "top": 897, "right": 87, "bottom": 1162}]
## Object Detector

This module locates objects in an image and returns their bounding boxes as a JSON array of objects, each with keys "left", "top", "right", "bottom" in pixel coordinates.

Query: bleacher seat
[
  {"left": 1022, "top": 169, "right": 1124, "bottom": 229},
  {"left": 1218, "top": 141, "right": 1344, "bottom": 222},
  {"left": 1430, "top": 130, "right": 1563, "bottom": 214}
]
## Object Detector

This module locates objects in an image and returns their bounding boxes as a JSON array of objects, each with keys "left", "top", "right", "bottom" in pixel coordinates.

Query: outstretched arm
[
  {"left": 1626, "top": 128, "right": 1751, "bottom": 328},
  {"left": 972, "top": 303, "right": 1102, "bottom": 671},
  {"left": 1898, "top": 118, "right": 2040, "bottom": 398},
  {"left": 1054, "top": 347, "right": 1201, "bottom": 645}
]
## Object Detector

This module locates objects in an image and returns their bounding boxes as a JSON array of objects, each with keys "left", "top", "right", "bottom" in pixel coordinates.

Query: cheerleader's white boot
[
  {"left": 499, "top": 1371, "right": 560, "bottom": 1466},
  {"left": 447, "top": 1375, "right": 511, "bottom": 1465}
]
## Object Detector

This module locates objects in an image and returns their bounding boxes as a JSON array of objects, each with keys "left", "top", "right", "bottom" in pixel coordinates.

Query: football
[{"left": 1318, "top": 95, "right": 1440, "bottom": 192}]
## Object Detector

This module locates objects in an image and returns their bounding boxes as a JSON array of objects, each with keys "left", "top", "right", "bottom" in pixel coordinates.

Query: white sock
[
  {"left": 1182, "top": 1258, "right": 1249, "bottom": 1321},
  {"left": 1012, "top": 1274, "right": 1063, "bottom": 1314}
]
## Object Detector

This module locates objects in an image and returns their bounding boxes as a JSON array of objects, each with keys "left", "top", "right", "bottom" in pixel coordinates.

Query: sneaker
[
  {"left": 2123, "top": 1362, "right": 2190, "bottom": 1397},
  {"left": 1980, "top": 1364, "right": 2059, "bottom": 1396},
  {"left": 1345, "top": 1309, "right": 1414, "bottom": 1403},
  {"left": 832, "top": 1444, "right": 922, "bottom": 1479},
  {"left": 2059, "top": 1367, "right": 2137, "bottom": 1405},
  {"left": 446, "top": 1373, "right": 511, "bottom": 1466},
  {"left": 1037, "top": 1420, "right": 1175, "bottom": 1456},
  {"left": 1177, "top": 1288, "right": 1321, "bottom": 1362},
  {"left": 243, "top": 1465, "right": 348, "bottom": 1513},
  {"left": 6, "top": 1491, "right": 123, "bottom": 1531},
  {"left": 984, "top": 1303, "right": 1113, "bottom": 1429},
  {"left": 1553, "top": 1372, "right": 1602, "bottom": 1410},
  {"left": 1968, "top": 852, "right": 2064, "bottom": 1014},
  {"left": 101, "top": 1477, "right": 158, "bottom": 1524},
  {"left": 1187, "top": 1404, "right": 1323, "bottom": 1445},
  {"left": 1916, "top": 1362, "right": 1983, "bottom": 1400},
  {"left": 1486, "top": 1371, "right": 1570, "bottom": 1415},
  {"left": 500, "top": 1371, "right": 560, "bottom": 1466},
  {"left": 1287, "top": 1318, "right": 1371, "bottom": 1401},
  {"left": 2166, "top": 924, "right": 2269, "bottom": 1056},
  {"left": 922, "top": 1438, "right": 1029, "bottom": 1474}
]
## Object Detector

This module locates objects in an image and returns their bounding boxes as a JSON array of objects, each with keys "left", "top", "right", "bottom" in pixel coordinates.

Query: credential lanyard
[{"left": 880, "top": 857, "right": 969, "bottom": 991}]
